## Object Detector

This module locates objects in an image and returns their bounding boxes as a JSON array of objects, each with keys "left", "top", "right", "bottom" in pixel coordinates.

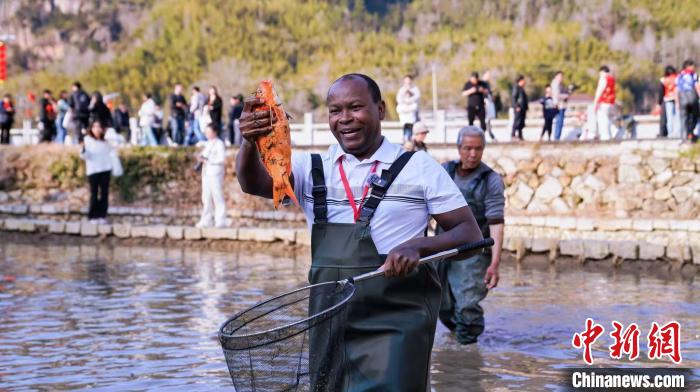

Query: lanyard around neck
[{"left": 338, "top": 158, "right": 379, "bottom": 221}]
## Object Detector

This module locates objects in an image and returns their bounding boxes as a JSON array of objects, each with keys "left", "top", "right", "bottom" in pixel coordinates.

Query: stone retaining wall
[{"left": 2, "top": 216, "right": 698, "bottom": 265}]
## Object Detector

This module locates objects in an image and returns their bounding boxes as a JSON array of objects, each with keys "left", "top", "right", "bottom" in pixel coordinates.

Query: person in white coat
[
  {"left": 395, "top": 75, "right": 420, "bottom": 142},
  {"left": 138, "top": 93, "right": 158, "bottom": 146},
  {"left": 79, "top": 120, "right": 113, "bottom": 224},
  {"left": 196, "top": 123, "right": 227, "bottom": 228}
]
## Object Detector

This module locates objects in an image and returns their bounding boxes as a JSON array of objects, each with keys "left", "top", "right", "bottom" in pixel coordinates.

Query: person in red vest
[
  {"left": 593, "top": 65, "right": 616, "bottom": 140},
  {"left": 661, "top": 66, "right": 680, "bottom": 138}
]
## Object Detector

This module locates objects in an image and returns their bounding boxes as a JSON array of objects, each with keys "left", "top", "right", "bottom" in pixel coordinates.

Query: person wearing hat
[{"left": 404, "top": 121, "right": 430, "bottom": 152}]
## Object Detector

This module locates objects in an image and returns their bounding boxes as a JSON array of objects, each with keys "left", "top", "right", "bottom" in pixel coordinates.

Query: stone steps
[{"left": 0, "top": 218, "right": 310, "bottom": 246}]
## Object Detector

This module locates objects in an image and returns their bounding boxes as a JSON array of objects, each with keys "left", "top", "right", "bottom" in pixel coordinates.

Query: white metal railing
[{"left": 7, "top": 112, "right": 663, "bottom": 147}]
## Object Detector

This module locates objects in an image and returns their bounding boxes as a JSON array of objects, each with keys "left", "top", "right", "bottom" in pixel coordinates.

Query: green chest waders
[{"left": 307, "top": 152, "right": 441, "bottom": 392}]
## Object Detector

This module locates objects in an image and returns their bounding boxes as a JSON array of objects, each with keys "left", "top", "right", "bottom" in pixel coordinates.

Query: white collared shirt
[{"left": 291, "top": 138, "right": 467, "bottom": 254}]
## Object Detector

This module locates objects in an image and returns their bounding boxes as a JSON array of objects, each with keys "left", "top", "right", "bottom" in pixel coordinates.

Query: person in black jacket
[
  {"left": 169, "top": 84, "right": 188, "bottom": 145},
  {"left": 113, "top": 104, "right": 131, "bottom": 143},
  {"left": 511, "top": 75, "right": 528, "bottom": 141},
  {"left": 207, "top": 85, "right": 223, "bottom": 135},
  {"left": 39, "top": 89, "right": 57, "bottom": 143},
  {"left": 89, "top": 91, "right": 113, "bottom": 129},
  {"left": 227, "top": 94, "right": 244, "bottom": 145},
  {"left": 69, "top": 81, "right": 91, "bottom": 143},
  {"left": 0, "top": 94, "right": 15, "bottom": 144}
]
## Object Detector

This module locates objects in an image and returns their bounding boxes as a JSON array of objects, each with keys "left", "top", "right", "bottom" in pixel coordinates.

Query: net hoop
[{"left": 219, "top": 281, "right": 355, "bottom": 349}]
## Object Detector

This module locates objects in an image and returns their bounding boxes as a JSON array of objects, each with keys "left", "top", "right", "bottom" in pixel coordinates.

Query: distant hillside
[{"left": 3, "top": 0, "right": 700, "bottom": 118}]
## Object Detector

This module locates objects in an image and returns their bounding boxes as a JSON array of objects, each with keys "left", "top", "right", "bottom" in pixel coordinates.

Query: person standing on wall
[
  {"left": 89, "top": 91, "right": 113, "bottom": 130},
  {"left": 482, "top": 71, "right": 498, "bottom": 142},
  {"left": 80, "top": 120, "right": 113, "bottom": 224},
  {"left": 462, "top": 72, "right": 489, "bottom": 132},
  {"left": 196, "top": 123, "right": 228, "bottom": 228},
  {"left": 39, "top": 89, "right": 57, "bottom": 143},
  {"left": 550, "top": 71, "right": 570, "bottom": 141},
  {"left": 0, "top": 94, "right": 15, "bottom": 144},
  {"left": 396, "top": 75, "right": 421, "bottom": 143},
  {"left": 69, "top": 81, "right": 91, "bottom": 144},
  {"left": 227, "top": 94, "right": 244, "bottom": 146},
  {"left": 138, "top": 93, "right": 158, "bottom": 146},
  {"left": 660, "top": 66, "right": 681, "bottom": 138},
  {"left": 511, "top": 75, "right": 528, "bottom": 141},
  {"left": 207, "top": 85, "right": 223, "bottom": 136},
  {"left": 540, "top": 86, "right": 557, "bottom": 142},
  {"left": 55, "top": 91, "right": 70, "bottom": 144},
  {"left": 438, "top": 126, "right": 504, "bottom": 345},
  {"left": 676, "top": 59, "right": 700, "bottom": 143},
  {"left": 169, "top": 84, "right": 188, "bottom": 145},
  {"left": 112, "top": 104, "right": 131, "bottom": 143},
  {"left": 187, "top": 86, "right": 206, "bottom": 145},
  {"left": 593, "top": 65, "right": 616, "bottom": 140}
]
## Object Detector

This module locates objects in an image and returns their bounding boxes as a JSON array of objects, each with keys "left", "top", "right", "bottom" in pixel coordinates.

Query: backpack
[
  {"left": 75, "top": 91, "right": 90, "bottom": 115},
  {"left": 0, "top": 105, "right": 7, "bottom": 124}
]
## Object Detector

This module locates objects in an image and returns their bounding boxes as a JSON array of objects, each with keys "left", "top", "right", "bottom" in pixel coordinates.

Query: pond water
[{"left": 0, "top": 241, "right": 698, "bottom": 391}]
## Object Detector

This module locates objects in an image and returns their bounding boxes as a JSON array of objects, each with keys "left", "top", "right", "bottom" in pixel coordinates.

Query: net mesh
[{"left": 219, "top": 281, "right": 355, "bottom": 392}]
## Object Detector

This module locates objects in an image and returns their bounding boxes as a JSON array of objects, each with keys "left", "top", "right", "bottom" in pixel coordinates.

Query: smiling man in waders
[{"left": 237, "top": 73, "right": 483, "bottom": 391}]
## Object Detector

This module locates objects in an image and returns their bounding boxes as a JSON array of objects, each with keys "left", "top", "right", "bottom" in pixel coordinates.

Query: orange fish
[{"left": 253, "top": 80, "right": 299, "bottom": 208}]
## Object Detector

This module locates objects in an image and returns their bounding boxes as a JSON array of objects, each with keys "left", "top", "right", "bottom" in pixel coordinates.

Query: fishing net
[{"left": 219, "top": 281, "right": 355, "bottom": 392}]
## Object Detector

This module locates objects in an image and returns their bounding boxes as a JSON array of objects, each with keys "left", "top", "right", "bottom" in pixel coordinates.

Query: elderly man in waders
[
  {"left": 237, "top": 73, "right": 483, "bottom": 391},
  {"left": 438, "top": 126, "right": 505, "bottom": 345}
]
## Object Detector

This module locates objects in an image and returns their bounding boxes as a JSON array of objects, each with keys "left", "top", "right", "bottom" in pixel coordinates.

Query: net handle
[{"left": 351, "top": 237, "right": 495, "bottom": 283}]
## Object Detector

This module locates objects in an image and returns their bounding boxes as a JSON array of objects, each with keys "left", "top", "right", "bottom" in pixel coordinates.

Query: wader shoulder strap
[
  {"left": 310, "top": 153, "right": 328, "bottom": 224},
  {"left": 446, "top": 160, "right": 458, "bottom": 179},
  {"left": 466, "top": 167, "right": 494, "bottom": 197},
  {"left": 357, "top": 151, "right": 416, "bottom": 223}
]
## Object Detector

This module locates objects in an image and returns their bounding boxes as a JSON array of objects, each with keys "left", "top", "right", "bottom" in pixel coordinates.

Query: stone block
[
  {"left": 652, "top": 220, "right": 670, "bottom": 230},
  {"left": 238, "top": 228, "right": 276, "bottom": 242},
  {"left": 560, "top": 217, "right": 576, "bottom": 230},
  {"left": 668, "top": 220, "right": 689, "bottom": 231},
  {"left": 576, "top": 218, "right": 595, "bottom": 232},
  {"left": 166, "top": 226, "right": 184, "bottom": 240},
  {"left": 619, "top": 154, "right": 642, "bottom": 165},
  {"left": 296, "top": 229, "right": 311, "bottom": 246},
  {"left": 48, "top": 222, "right": 66, "bottom": 234},
  {"left": 530, "top": 216, "right": 546, "bottom": 227},
  {"left": 130, "top": 226, "right": 149, "bottom": 238},
  {"left": 80, "top": 222, "right": 98, "bottom": 237},
  {"left": 184, "top": 227, "right": 202, "bottom": 240},
  {"left": 531, "top": 238, "right": 557, "bottom": 253},
  {"left": 560, "top": 239, "right": 584, "bottom": 257},
  {"left": 202, "top": 227, "right": 238, "bottom": 240},
  {"left": 17, "top": 220, "right": 36, "bottom": 232},
  {"left": 692, "top": 246, "right": 700, "bottom": 265},
  {"left": 584, "top": 240, "right": 610, "bottom": 260},
  {"left": 98, "top": 224, "right": 112, "bottom": 235},
  {"left": 617, "top": 165, "right": 642, "bottom": 183},
  {"left": 665, "top": 244, "right": 691, "bottom": 262},
  {"left": 631, "top": 219, "right": 653, "bottom": 232},
  {"left": 534, "top": 176, "right": 563, "bottom": 203},
  {"left": 113, "top": 224, "right": 131, "bottom": 238},
  {"left": 65, "top": 221, "right": 81, "bottom": 234},
  {"left": 688, "top": 221, "right": 700, "bottom": 233},
  {"left": 544, "top": 217, "right": 561, "bottom": 228},
  {"left": 145, "top": 225, "right": 166, "bottom": 239},
  {"left": 3, "top": 218, "right": 21, "bottom": 231},
  {"left": 609, "top": 241, "right": 638, "bottom": 260},
  {"left": 639, "top": 242, "right": 665, "bottom": 260},
  {"left": 29, "top": 205, "right": 42, "bottom": 214},
  {"left": 40, "top": 205, "right": 57, "bottom": 214},
  {"left": 274, "top": 228, "right": 296, "bottom": 243}
]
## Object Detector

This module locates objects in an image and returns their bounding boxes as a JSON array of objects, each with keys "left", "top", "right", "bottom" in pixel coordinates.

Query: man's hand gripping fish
[{"left": 253, "top": 80, "right": 299, "bottom": 208}]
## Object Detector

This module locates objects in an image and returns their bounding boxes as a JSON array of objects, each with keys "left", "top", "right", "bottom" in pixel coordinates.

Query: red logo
[{"left": 572, "top": 319, "right": 682, "bottom": 365}]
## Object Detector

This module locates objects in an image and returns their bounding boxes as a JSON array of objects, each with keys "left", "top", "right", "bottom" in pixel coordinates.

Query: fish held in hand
[{"left": 253, "top": 80, "right": 299, "bottom": 209}]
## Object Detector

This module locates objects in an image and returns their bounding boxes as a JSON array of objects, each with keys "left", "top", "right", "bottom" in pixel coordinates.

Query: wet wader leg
[{"left": 447, "top": 253, "right": 490, "bottom": 344}]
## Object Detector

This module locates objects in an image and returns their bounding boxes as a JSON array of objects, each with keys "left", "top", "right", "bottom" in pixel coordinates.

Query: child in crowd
[{"left": 539, "top": 86, "right": 557, "bottom": 141}]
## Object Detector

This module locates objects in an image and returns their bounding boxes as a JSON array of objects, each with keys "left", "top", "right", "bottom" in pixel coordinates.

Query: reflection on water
[{"left": 0, "top": 242, "right": 697, "bottom": 391}]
